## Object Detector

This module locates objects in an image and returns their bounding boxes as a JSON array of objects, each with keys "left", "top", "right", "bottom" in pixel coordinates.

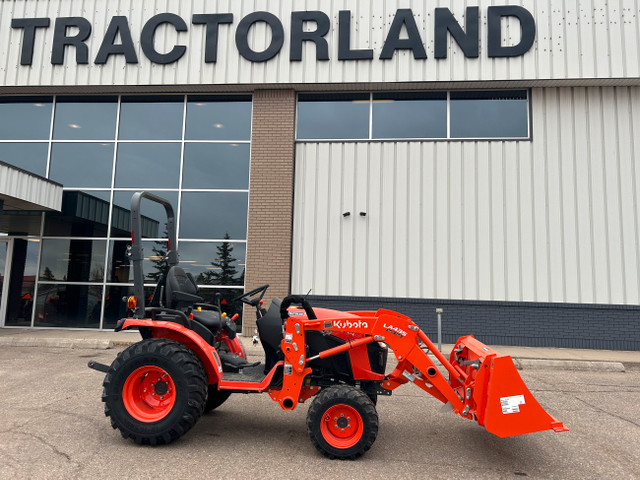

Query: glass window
[
  {"left": 0, "top": 211, "right": 43, "bottom": 236},
  {"left": 49, "top": 143, "right": 114, "bottom": 188},
  {"left": 53, "top": 96, "right": 118, "bottom": 140},
  {"left": 373, "top": 92, "right": 447, "bottom": 139},
  {"left": 0, "top": 97, "right": 52, "bottom": 140},
  {"left": 102, "top": 285, "right": 155, "bottom": 329},
  {"left": 4, "top": 239, "right": 39, "bottom": 326},
  {"left": 107, "top": 240, "right": 170, "bottom": 283},
  {"left": 44, "top": 191, "right": 111, "bottom": 237},
  {"left": 182, "top": 143, "right": 250, "bottom": 190},
  {"left": 179, "top": 192, "right": 248, "bottom": 240},
  {"left": 110, "top": 191, "right": 178, "bottom": 238},
  {"left": 0, "top": 143, "right": 48, "bottom": 176},
  {"left": 114, "top": 143, "right": 181, "bottom": 189},
  {"left": 450, "top": 90, "right": 529, "bottom": 138},
  {"left": 118, "top": 96, "right": 184, "bottom": 140},
  {"left": 34, "top": 283, "right": 103, "bottom": 328},
  {"left": 39, "top": 239, "right": 106, "bottom": 283},
  {"left": 178, "top": 241, "right": 246, "bottom": 286},
  {"left": 297, "top": 93, "right": 370, "bottom": 140},
  {"left": 186, "top": 96, "right": 252, "bottom": 140}
]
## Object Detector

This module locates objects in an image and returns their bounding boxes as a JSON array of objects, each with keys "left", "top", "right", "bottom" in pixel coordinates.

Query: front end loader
[{"left": 90, "top": 191, "right": 567, "bottom": 459}]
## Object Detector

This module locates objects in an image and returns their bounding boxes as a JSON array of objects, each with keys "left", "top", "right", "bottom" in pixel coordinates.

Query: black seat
[{"left": 165, "top": 266, "right": 203, "bottom": 310}]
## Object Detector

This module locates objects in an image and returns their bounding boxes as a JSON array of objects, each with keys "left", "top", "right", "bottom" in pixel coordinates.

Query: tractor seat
[
  {"left": 191, "top": 309, "right": 223, "bottom": 331},
  {"left": 165, "top": 266, "right": 203, "bottom": 310}
]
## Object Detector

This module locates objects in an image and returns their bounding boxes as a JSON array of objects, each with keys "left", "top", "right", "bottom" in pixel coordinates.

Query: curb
[
  {"left": 0, "top": 336, "right": 632, "bottom": 372},
  {"left": 0, "top": 337, "right": 113, "bottom": 350},
  {"left": 513, "top": 358, "right": 626, "bottom": 372}
]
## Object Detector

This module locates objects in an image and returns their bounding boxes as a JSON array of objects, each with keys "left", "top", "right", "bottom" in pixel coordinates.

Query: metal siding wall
[
  {"left": 292, "top": 87, "right": 640, "bottom": 306},
  {"left": 1, "top": 0, "right": 640, "bottom": 87}
]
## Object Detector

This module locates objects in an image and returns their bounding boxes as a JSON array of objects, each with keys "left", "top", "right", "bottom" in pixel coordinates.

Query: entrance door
[
  {"left": 0, "top": 238, "right": 39, "bottom": 327},
  {"left": 0, "top": 240, "right": 10, "bottom": 326}
]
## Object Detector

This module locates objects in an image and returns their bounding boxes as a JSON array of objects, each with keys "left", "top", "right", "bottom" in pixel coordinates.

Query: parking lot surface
[{"left": 1, "top": 345, "right": 639, "bottom": 479}]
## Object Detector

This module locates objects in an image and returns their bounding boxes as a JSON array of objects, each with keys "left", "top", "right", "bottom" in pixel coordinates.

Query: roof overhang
[{"left": 0, "top": 162, "right": 63, "bottom": 212}]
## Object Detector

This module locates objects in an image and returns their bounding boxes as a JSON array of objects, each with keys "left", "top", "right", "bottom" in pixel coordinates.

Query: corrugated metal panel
[
  {"left": 1, "top": 0, "right": 640, "bottom": 87},
  {"left": 0, "top": 163, "right": 62, "bottom": 211},
  {"left": 292, "top": 86, "right": 640, "bottom": 306}
]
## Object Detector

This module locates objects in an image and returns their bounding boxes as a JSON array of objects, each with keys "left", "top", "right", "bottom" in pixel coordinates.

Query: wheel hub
[
  {"left": 320, "top": 404, "right": 364, "bottom": 448},
  {"left": 122, "top": 366, "right": 176, "bottom": 422}
]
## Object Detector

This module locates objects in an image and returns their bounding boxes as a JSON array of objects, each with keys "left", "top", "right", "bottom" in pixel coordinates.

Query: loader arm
[{"left": 276, "top": 306, "right": 568, "bottom": 438}]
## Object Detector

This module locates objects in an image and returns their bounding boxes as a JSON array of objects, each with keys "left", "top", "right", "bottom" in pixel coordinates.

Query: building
[{"left": 0, "top": 1, "right": 638, "bottom": 350}]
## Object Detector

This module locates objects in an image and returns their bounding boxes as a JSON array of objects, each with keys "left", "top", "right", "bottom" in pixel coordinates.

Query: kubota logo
[
  {"left": 333, "top": 319, "right": 369, "bottom": 330},
  {"left": 384, "top": 323, "right": 407, "bottom": 337}
]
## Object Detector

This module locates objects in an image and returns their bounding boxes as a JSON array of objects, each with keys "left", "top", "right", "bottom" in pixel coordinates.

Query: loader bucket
[{"left": 451, "top": 336, "right": 568, "bottom": 438}]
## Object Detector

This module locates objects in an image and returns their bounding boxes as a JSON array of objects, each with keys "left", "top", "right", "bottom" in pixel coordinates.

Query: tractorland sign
[{"left": 10, "top": 7, "right": 535, "bottom": 66}]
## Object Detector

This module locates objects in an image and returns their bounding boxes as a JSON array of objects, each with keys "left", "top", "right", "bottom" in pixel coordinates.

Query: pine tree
[{"left": 202, "top": 233, "right": 239, "bottom": 285}]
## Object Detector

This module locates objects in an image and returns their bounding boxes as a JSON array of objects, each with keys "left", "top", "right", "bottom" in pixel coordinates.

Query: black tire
[
  {"left": 102, "top": 339, "right": 207, "bottom": 445},
  {"left": 307, "top": 385, "right": 378, "bottom": 460},
  {"left": 204, "top": 387, "right": 231, "bottom": 413}
]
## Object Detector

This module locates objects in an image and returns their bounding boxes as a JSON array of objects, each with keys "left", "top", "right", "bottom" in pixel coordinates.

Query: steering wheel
[{"left": 232, "top": 284, "right": 270, "bottom": 307}]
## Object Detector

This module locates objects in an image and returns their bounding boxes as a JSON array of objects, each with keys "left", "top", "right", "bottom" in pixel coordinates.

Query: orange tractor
[{"left": 90, "top": 192, "right": 567, "bottom": 459}]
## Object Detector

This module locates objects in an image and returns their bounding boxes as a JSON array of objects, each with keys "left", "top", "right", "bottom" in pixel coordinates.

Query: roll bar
[{"left": 129, "top": 191, "right": 178, "bottom": 318}]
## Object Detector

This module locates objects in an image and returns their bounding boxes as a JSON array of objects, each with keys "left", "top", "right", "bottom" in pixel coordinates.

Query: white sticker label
[{"left": 500, "top": 395, "right": 525, "bottom": 414}]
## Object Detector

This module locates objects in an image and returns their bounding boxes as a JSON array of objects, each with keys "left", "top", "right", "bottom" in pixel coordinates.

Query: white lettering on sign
[
  {"left": 383, "top": 323, "right": 408, "bottom": 337},
  {"left": 333, "top": 319, "right": 368, "bottom": 330},
  {"left": 500, "top": 394, "right": 525, "bottom": 414}
]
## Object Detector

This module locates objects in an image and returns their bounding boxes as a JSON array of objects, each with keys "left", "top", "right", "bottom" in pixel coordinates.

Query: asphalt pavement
[{"left": 0, "top": 343, "right": 639, "bottom": 479}]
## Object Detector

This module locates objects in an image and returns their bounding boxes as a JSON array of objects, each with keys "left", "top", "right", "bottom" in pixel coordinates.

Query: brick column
[{"left": 243, "top": 89, "right": 296, "bottom": 336}]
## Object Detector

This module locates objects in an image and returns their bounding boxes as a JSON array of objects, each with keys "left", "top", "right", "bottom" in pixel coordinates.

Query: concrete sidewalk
[{"left": 1, "top": 327, "right": 638, "bottom": 371}]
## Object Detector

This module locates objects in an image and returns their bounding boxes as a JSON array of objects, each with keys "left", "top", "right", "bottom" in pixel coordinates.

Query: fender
[{"left": 115, "top": 318, "right": 222, "bottom": 385}]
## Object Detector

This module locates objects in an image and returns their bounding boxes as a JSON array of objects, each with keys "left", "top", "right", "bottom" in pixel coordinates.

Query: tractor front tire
[
  {"left": 307, "top": 385, "right": 378, "bottom": 460},
  {"left": 102, "top": 339, "right": 207, "bottom": 445}
]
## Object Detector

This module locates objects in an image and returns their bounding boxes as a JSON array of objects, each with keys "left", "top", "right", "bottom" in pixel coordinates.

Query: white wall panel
[
  {"left": 1, "top": 0, "right": 640, "bottom": 88},
  {"left": 292, "top": 87, "right": 640, "bottom": 305}
]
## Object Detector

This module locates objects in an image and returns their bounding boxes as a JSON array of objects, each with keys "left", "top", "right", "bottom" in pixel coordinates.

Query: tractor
[{"left": 89, "top": 191, "right": 567, "bottom": 459}]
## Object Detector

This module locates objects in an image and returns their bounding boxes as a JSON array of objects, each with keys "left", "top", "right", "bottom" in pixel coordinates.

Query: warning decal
[{"left": 500, "top": 394, "right": 525, "bottom": 414}]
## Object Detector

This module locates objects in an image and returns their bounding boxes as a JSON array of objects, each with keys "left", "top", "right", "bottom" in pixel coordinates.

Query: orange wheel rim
[
  {"left": 122, "top": 366, "right": 176, "bottom": 422},
  {"left": 320, "top": 404, "right": 364, "bottom": 449}
]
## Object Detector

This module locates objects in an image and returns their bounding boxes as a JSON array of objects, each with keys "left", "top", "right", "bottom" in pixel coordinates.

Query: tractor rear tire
[
  {"left": 102, "top": 339, "right": 207, "bottom": 445},
  {"left": 307, "top": 385, "right": 378, "bottom": 460},
  {"left": 204, "top": 387, "right": 231, "bottom": 413}
]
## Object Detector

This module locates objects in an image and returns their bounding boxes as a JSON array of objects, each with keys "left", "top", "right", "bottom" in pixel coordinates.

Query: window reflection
[
  {"left": 119, "top": 96, "right": 184, "bottom": 140},
  {"left": 186, "top": 96, "right": 252, "bottom": 140},
  {"left": 297, "top": 93, "right": 370, "bottom": 139},
  {"left": 44, "top": 191, "right": 111, "bottom": 237},
  {"left": 102, "top": 285, "right": 155, "bottom": 329},
  {"left": 4, "top": 239, "right": 39, "bottom": 326},
  {"left": 53, "top": 96, "right": 118, "bottom": 140},
  {"left": 39, "top": 239, "right": 106, "bottom": 283},
  {"left": 49, "top": 143, "right": 114, "bottom": 188},
  {"left": 115, "top": 143, "right": 181, "bottom": 188},
  {"left": 182, "top": 143, "right": 250, "bottom": 189},
  {"left": 373, "top": 92, "right": 447, "bottom": 139},
  {"left": 34, "top": 283, "right": 103, "bottom": 328},
  {"left": 108, "top": 240, "right": 169, "bottom": 283},
  {"left": 0, "top": 143, "right": 48, "bottom": 176},
  {"left": 450, "top": 90, "right": 528, "bottom": 138},
  {"left": 0, "top": 97, "right": 53, "bottom": 140},
  {"left": 178, "top": 240, "right": 246, "bottom": 286},
  {"left": 110, "top": 191, "right": 178, "bottom": 238},
  {"left": 180, "top": 192, "right": 248, "bottom": 239}
]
